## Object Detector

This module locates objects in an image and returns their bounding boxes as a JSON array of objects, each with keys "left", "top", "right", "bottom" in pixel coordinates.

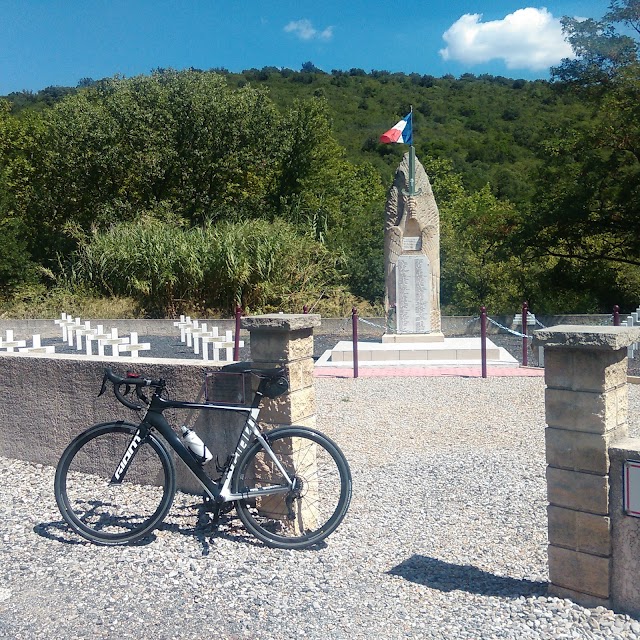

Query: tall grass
[{"left": 70, "top": 218, "right": 347, "bottom": 316}]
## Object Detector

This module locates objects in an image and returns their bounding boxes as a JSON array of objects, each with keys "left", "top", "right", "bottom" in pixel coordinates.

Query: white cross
[
  {"left": 0, "top": 329, "right": 26, "bottom": 352},
  {"left": 118, "top": 332, "right": 151, "bottom": 359},
  {"left": 18, "top": 334, "right": 55, "bottom": 354}
]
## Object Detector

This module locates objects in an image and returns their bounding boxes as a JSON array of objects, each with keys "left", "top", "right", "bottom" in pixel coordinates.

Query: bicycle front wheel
[
  {"left": 54, "top": 422, "right": 176, "bottom": 545},
  {"left": 232, "top": 427, "right": 352, "bottom": 549}
]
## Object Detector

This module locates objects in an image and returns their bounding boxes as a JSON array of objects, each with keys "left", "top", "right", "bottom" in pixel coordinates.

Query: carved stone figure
[{"left": 384, "top": 152, "right": 441, "bottom": 334}]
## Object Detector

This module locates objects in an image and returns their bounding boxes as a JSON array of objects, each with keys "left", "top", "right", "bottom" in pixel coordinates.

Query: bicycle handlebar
[
  {"left": 99, "top": 368, "right": 165, "bottom": 411},
  {"left": 99, "top": 363, "right": 287, "bottom": 411}
]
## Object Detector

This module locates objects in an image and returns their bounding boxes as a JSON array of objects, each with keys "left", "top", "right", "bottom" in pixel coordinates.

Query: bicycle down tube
[{"left": 133, "top": 395, "right": 294, "bottom": 504}]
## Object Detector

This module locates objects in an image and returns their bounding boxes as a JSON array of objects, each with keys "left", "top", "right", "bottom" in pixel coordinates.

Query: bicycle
[{"left": 54, "top": 364, "right": 352, "bottom": 549}]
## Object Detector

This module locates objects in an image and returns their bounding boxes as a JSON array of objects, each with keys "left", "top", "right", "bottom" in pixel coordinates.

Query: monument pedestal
[
  {"left": 316, "top": 336, "right": 518, "bottom": 368},
  {"left": 382, "top": 332, "right": 445, "bottom": 344}
]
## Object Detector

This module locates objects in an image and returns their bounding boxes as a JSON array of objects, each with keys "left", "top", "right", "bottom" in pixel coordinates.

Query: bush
[{"left": 70, "top": 218, "right": 344, "bottom": 316}]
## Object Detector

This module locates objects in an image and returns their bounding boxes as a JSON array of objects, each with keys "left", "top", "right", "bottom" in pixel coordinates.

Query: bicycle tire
[
  {"left": 54, "top": 422, "right": 176, "bottom": 545},
  {"left": 232, "top": 426, "right": 352, "bottom": 549}
]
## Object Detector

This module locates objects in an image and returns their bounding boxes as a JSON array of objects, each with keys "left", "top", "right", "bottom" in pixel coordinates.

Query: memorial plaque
[
  {"left": 396, "top": 255, "right": 431, "bottom": 333},
  {"left": 402, "top": 236, "right": 422, "bottom": 251},
  {"left": 624, "top": 460, "right": 640, "bottom": 517}
]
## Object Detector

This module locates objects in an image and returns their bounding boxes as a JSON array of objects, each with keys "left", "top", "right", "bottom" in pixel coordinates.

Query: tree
[
  {"left": 552, "top": 0, "right": 639, "bottom": 89},
  {"left": 0, "top": 100, "right": 40, "bottom": 290},
  {"left": 525, "top": 66, "right": 640, "bottom": 268},
  {"left": 518, "top": 1, "right": 640, "bottom": 310},
  {"left": 527, "top": 2, "right": 640, "bottom": 270}
]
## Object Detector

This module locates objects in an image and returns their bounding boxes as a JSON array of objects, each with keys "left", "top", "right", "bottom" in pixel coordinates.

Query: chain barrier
[
  {"left": 486, "top": 316, "right": 528, "bottom": 338},
  {"left": 357, "top": 317, "right": 388, "bottom": 331}
]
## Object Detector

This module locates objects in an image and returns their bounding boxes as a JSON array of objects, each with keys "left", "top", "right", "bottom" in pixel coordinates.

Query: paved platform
[
  {"left": 314, "top": 365, "right": 545, "bottom": 378},
  {"left": 313, "top": 335, "right": 538, "bottom": 377}
]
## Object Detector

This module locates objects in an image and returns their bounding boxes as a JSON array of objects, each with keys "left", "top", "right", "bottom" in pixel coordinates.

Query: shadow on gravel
[
  {"left": 388, "top": 555, "right": 547, "bottom": 598},
  {"left": 33, "top": 520, "right": 157, "bottom": 546}
]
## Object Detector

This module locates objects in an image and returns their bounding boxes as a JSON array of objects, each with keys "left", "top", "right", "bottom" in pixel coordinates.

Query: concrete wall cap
[
  {"left": 608, "top": 437, "right": 640, "bottom": 457},
  {"left": 241, "top": 314, "right": 321, "bottom": 332},
  {"left": 533, "top": 325, "right": 640, "bottom": 350}
]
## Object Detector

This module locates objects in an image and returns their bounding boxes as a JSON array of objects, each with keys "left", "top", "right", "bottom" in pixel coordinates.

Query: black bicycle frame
[{"left": 115, "top": 391, "right": 294, "bottom": 504}]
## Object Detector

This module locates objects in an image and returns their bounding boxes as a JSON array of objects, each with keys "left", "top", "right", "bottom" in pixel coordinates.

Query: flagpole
[{"left": 404, "top": 106, "right": 422, "bottom": 197}]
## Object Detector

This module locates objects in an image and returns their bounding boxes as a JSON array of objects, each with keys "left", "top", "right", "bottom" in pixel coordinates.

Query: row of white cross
[
  {"left": 621, "top": 307, "right": 640, "bottom": 358},
  {"left": 173, "top": 315, "right": 244, "bottom": 362},
  {"left": 0, "top": 330, "right": 55, "bottom": 354},
  {"left": 54, "top": 313, "right": 151, "bottom": 357}
]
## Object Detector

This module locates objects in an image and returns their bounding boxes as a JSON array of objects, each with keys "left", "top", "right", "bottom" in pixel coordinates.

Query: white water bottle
[{"left": 181, "top": 426, "right": 213, "bottom": 464}]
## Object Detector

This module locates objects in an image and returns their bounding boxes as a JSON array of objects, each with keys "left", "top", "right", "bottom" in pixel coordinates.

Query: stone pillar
[
  {"left": 534, "top": 325, "right": 640, "bottom": 608},
  {"left": 241, "top": 314, "right": 320, "bottom": 530},
  {"left": 242, "top": 314, "right": 320, "bottom": 430}
]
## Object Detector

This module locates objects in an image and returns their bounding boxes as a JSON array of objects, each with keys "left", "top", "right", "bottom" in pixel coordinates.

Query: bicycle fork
[{"left": 110, "top": 424, "right": 149, "bottom": 484}]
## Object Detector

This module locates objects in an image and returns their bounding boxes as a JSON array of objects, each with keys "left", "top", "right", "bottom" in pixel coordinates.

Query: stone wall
[
  {"left": 534, "top": 325, "right": 640, "bottom": 613},
  {"left": 0, "top": 314, "right": 320, "bottom": 495}
]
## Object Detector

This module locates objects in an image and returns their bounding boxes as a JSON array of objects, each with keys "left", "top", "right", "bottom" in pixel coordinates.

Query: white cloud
[
  {"left": 439, "top": 8, "right": 575, "bottom": 71},
  {"left": 284, "top": 19, "right": 333, "bottom": 42}
]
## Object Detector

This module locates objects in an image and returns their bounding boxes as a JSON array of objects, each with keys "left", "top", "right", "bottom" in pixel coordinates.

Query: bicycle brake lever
[
  {"left": 135, "top": 385, "right": 150, "bottom": 405},
  {"left": 98, "top": 372, "right": 109, "bottom": 397}
]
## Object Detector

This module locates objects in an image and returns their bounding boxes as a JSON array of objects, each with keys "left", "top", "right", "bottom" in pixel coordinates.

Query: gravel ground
[{"left": 2, "top": 377, "right": 640, "bottom": 639}]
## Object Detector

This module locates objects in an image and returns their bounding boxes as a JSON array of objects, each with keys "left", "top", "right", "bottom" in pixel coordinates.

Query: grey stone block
[{"left": 546, "top": 467, "right": 609, "bottom": 515}]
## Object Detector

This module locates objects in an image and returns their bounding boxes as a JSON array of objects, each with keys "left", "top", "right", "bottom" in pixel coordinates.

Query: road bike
[{"left": 54, "top": 364, "right": 351, "bottom": 549}]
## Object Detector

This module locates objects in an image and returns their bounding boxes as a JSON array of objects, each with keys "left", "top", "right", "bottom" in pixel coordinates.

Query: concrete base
[
  {"left": 382, "top": 332, "right": 445, "bottom": 344},
  {"left": 316, "top": 337, "right": 519, "bottom": 368}
]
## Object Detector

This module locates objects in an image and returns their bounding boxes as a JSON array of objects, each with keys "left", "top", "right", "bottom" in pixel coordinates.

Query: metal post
[
  {"left": 614, "top": 305, "right": 620, "bottom": 326},
  {"left": 522, "top": 301, "right": 529, "bottom": 367},
  {"left": 233, "top": 305, "right": 242, "bottom": 361},
  {"left": 409, "top": 145, "right": 416, "bottom": 196},
  {"left": 480, "top": 306, "right": 487, "bottom": 379},
  {"left": 352, "top": 307, "right": 359, "bottom": 379}
]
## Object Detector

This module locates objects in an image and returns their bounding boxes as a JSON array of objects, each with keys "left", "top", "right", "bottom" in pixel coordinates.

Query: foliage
[
  {"left": 517, "top": 1, "right": 640, "bottom": 312},
  {"left": 0, "top": 283, "right": 141, "bottom": 319},
  {"left": 552, "top": 0, "right": 639, "bottom": 89},
  {"left": 70, "top": 218, "right": 345, "bottom": 316},
  {"left": 1, "top": 8, "right": 640, "bottom": 316}
]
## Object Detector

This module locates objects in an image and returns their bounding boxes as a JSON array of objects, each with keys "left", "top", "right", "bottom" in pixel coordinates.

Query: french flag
[{"left": 379, "top": 113, "right": 412, "bottom": 145}]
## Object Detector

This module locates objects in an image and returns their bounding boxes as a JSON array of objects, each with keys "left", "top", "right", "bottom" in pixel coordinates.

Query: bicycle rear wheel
[
  {"left": 54, "top": 422, "right": 176, "bottom": 545},
  {"left": 232, "top": 427, "right": 352, "bottom": 549}
]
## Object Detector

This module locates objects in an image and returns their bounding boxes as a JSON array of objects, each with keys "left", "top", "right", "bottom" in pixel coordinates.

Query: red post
[
  {"left": 614, "top": 305, "right": 620, "bottom": 326},
  {"left": 352, "top": 307, "right": 359, "bottom": 379},
  {"left": 522, "top": 301, "right": 529, "bottom": 367},
  {"left": 480, "top": 306, "right": 487, "bottom": 378},
  {"left": 233, "top": 305, "right": 242, "bottom": 361}
]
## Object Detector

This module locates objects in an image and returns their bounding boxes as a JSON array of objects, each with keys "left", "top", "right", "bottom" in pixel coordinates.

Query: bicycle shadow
[
  {"left": 387, "top": 555, "right": 547, "bottom": 598},
  {"left": 34, "top": 504, "right": 326, "bottom": 554},
  {"left": 168, "top": 504, "right": 328, "bottom": 553},
  {"left": 33, "top": 520, "right": 157, "bottom": 546},
  {"left": 32, "top": 511, "right": 249, "bottom": 553}
]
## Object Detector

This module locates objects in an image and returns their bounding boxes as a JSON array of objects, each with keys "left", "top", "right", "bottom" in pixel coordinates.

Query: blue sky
[{"left": 0, "top": 1, "right": 610, "bottom": 95}]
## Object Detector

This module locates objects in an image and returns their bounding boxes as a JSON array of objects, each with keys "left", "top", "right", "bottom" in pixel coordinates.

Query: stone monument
[
  {"left": 315, "top": 149, "right": 519, "bottom": 368},
  {"left": 384, "top": 151, "right": 442, "bottom": 341}
]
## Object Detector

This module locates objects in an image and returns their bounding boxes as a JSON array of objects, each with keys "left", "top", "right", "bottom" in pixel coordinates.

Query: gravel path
[{"left": 1, "top": 377, "right": 640, "bottom": 639}]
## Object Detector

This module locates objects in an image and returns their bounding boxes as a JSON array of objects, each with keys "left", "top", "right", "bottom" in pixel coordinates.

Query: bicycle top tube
[{"left": 101, "top": 364, "right": 288, "bottom": 413}]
